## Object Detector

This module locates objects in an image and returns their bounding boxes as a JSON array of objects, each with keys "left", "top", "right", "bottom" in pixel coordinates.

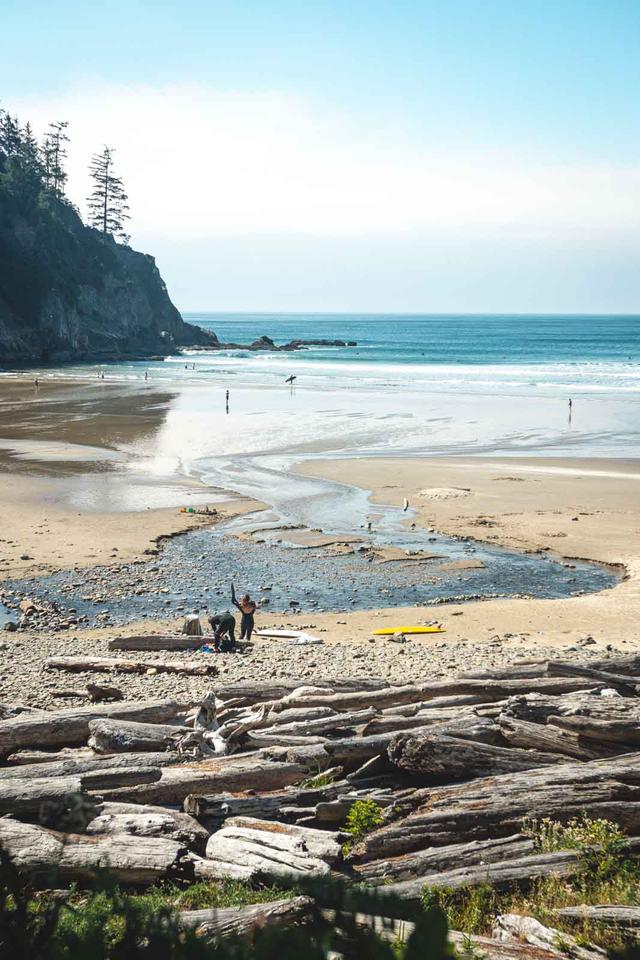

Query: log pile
[{"left": 1, "top": 654, "right": 640, "bottom": 947}]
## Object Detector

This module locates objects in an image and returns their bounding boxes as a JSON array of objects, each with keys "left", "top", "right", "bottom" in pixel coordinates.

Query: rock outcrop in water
[
  {"left": 0, "top": 119, "right": 214, "bottom": 364},
  {"left": 194, "top": 335, "right": 358, "bottom": 352}
]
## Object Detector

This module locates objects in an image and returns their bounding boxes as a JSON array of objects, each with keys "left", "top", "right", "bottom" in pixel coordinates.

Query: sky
[{"left": 3, "top": 0, "right": 640, "bottom": 312}]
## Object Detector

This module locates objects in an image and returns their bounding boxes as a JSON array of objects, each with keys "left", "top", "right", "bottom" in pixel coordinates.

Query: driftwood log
[
  {"left": 87, "top": 801, "right": 209, "bottom": 853},
  {"left": 0, "top": 751, "right": 182, "bottom": 781},
  {"left": 203, "top": 816, "right": 342, "bottom": 880},
  {"left": 45, "top": 656, "right": 219, "bottom": 677},
  {"left": 0, "top": 699, "right": 189, "bottom": 756},
  {"left": 493, "top": 913, "right": 606, "bottom": 960},
  {"left": 383, "top": 838, "right": 640, "bottom": 900},
  {"left": 354, "top": 833, "right": 535, "bottom": 883},
  {"left": 178, "top": 896, "right": 312, "bottom": 938},
  {"left": 88, "top": 718, "right": 188, "bottom": 754},
  {"left": 387, "top": 732, "right": 563, "bottom": 781},
  {"left": 351, "top": 753, "right": 640, "bottom": 860},
  {"left": 555, "top": 905, "right": 640, "bottom": 930},
  {"left": 0, "top": 767, "right": 162, "bottom": 817},
  {"left": 0, "top": 817, "right": 188, "bottom": 885},
  {"left": 102, "top": 757, "right": 308, "bottom": 805}
]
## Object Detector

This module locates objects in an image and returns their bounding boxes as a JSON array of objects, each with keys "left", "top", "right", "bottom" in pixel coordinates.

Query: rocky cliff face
[{"left": 0, "top": 167, "right": 213, "bottom": 364}]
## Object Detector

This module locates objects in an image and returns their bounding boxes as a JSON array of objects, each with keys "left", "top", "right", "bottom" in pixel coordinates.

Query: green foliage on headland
[{"left": 0, "top": 105, "right": 210, "bottom": 363}]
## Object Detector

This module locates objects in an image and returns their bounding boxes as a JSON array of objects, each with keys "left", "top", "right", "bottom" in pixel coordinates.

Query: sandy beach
[{"left": 0, "top": 373, "right": 638, "bottom": 708}]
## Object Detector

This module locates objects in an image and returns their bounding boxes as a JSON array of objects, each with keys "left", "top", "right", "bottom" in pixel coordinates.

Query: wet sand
[{"left": 1, "top": 377, "right": 639, "bottom": 707}]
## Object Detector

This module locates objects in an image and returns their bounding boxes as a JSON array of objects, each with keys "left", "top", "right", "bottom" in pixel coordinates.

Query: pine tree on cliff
[
  {"left": 86, "top": 146, "right": 130, "bottom": 243},
  {"left": 41, "top": 120, "right": 69, "bottom": 196}
]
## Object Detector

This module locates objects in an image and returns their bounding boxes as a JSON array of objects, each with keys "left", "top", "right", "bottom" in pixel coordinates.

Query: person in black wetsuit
[
  {"left": 231, "top": 583, "right": 256, "bottom": 641},
  {"left": 208, "top": 610, "right": 236, "bottom": 652}
]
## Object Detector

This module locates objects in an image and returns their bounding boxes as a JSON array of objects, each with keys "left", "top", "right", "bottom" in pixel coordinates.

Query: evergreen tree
[
  {"left": 41, "top": 120, "right": 69, "bottom": 196},
  {"left": 86, "top": 146, "right": 130, "bottom": 242},
  {"left": 0, "top": 110, "right": 21, "bottom": 157}
]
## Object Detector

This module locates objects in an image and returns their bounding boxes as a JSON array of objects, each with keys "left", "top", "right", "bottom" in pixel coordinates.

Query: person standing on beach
[
  {"left": 225, "top": 389, "right": 230, "bottom": 413},
  {"left": 568, "top": 397, "right": 573, "bottom": 423},
  {"left": 231, "top": 583, "right": 256, "bottom": 641}
]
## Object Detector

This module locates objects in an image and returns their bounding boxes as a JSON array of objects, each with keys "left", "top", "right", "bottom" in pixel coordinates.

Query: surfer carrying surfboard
[{"left": 231, "top": 582, "right": 257, "bottom": 641}]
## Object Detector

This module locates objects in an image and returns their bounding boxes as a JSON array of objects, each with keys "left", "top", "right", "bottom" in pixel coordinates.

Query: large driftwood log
[
  {"left": 272, "top": 678, "right": 608, "bottom": 713},
  {"left": 462, "top": 654, "right": 640, "bottom": 681},
  {"left": 548, "top": 714, "right": 640, "bottom": 746},
  {"left": 546, "top": 661, "right": 640, "bottom": 695},
  {"left": 203, "top": 817, "right": 342, "bottom": 879},
  {"left": 45, "top": 656, "right": 219, "bottom": 677},
  {"left": 354, "top": 834, "right": 535, "bottom": 883},
  {"left": 102, "top": 757, "right": 308, "bottom": 805},
  {"left": 387, "top": 732, "right": 563, "bottom": 782},
  {"left": 0, "top": 817, "right": 188, "bottom": 885},
  {"left": 0, "top": 751, "right": 182, "bottom": 781},
  {"left": 0, "top": 699, "right": 189, "bottom": 757},
  {"left": 497, "top": 716, "right": 611, "bottom": 761},
  {"left": 501, "top": 692, "right": 640, "bottom": 725},
  {"left": 88, "top": 718, "right": 188, "bottom": 754},
  {"left": 555, "top": 905, "right": 640, "bottom": 930},
  {"left": 351, "top": 753, "right": 640, "bottom": 860},
  {"left": 184, "top": 781, "right": 348, "bottom": 820},
  {"left": 178, "top": 896, "right": 312, "bottom": 938},
  {"left": 383, "top": 839, "right": 640, "bottom": 901},
  {"left": 0, "top": 767, "right": 162, "bottom": 816},
  {"left": 493, "top": 913, "right": 606, "bottom": 960},
  {"left": 87, "top": 801, "right": 209, "bottom": 853}
]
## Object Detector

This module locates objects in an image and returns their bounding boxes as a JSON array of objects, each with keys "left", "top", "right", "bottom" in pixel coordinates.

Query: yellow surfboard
[{"left": 372, "top": 626, "right": 445, "bottom": 636}]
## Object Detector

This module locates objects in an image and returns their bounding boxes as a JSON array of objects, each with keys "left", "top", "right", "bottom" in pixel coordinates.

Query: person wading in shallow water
[{"left": 231, "top": 583, "right": 257, "bottom": 641}]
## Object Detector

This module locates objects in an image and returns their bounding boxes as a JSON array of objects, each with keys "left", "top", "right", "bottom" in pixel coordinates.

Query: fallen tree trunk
[
  {"left": 548, "top": 714, "right": 640, "bottom": 746},
  {"left": 351, "top": 753, "right": 640, "bottom": 860},
  {"left": 0, "top": 817, "right": 188, "bottom": 886},
  {"left": 0, "top": 751, "right": 182, "bottom": 781},
  {"left": 87, "top": 801, "right": 209, "bottom": 853},
  {"left": 354, "top": 834, "right": 535, "bottom": 883},
  {"left": 0, "top": 767, "right": 162, "bottom": 817},
  {"left": 547, "top": 661, "right": 640, "bottom": 695},
  {"left": 184, "top": 781, "right": 347, "bottom": 821},
  {"left": 555, "top": 905, "right": 640, "bottom": 930},
  {"left": 0, "top": 699, "right": 189, "bottom": 757},
  {"left": 45, "top": 656, "right": 219, "bottom": 677},
  {"left": 387, "top": 732, "right": 563, "bottom": 782},
  {"left": 107, "top": 635, "right": 205, "bottom": 652},
  {"left": 203, "top": 817, "right": 342, "bottom": 880},
  {"left": 102, "top": 757, "right": 308, "bottom": 806},
  {"left": 493, "top": 913, "right": 606, "bottom": 960},
  {"left": 178, "top": 896, "right": 312, "bottom": 939},
  {"left": 88, "top": 718, "right": 188, "bottom": 754},
  {"left": 497, "top": 715, "right": 611, "bottom": 760},
  {"left": 272, "top": 677, "right": 607, "bottom": 713},
  {"left": 383, "top": 839, "right": 640, "bottom": 901},
  {"left": 462, "top": 655, "right": 640, "bottom": 681}
]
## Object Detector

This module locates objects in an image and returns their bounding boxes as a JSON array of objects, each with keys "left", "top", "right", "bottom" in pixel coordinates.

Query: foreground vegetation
[{"left": 422, "top": 816, "right": 640, "bottom": 952}]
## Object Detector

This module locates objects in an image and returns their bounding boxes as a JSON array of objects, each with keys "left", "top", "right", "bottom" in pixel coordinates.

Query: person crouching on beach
[
  {"left": 208, "top": 610, "right": 236, "bottom": 652},
  {"left": 231, "top": 583, "right": 256, "bottom": 641}
]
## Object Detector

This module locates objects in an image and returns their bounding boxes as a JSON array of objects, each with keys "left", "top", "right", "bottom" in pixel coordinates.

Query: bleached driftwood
[
  {"left": 351, "top": 753, "right": 640, "bottom": 860},
  {"left": 45, "top": 656, "right": 219, "bottom": 677},
  {"left": 0, "top": 699, "right": 189, "bottom": 756},
  {"left": 88, "top": 718, "right": 188, "bottom": 754},
  {"left": 87, "top": 801, "right": 209, "bottom": 853},
  {"left": 0, "top": 767, "right": 162, "bottom": 816},
  {"left": 555, "top": 905, "right": 640, "bottom": 930},
  {"left": 203, "top": 816, "right": 342, "bottom": 879},
  {"left": 0, "top": 817, "right": 187, "bottom": 886},
  {"left": 493, "top": 913, "right": 606, "bottom": 960},
  {"left": 178, "top": 896, "right": 312, "bottom": 938},
  {"left": 387, "top": 732, "right": 564, "bottom": 782},
  {"left": 0, "top": 751, "right": 181, "bottom": 781},
  {"left": 101, "top": 757, "right": 308, "bottom": 805}
]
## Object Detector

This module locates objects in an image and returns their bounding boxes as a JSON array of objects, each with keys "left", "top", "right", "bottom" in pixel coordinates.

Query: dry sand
[{"left": 1, "top": 376, "right": 639, "bottom": 706}]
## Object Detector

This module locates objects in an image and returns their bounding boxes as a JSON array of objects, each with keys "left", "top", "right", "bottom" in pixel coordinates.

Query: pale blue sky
[{"left": 3, "top": 1, "right": 640, "bottom": 311}]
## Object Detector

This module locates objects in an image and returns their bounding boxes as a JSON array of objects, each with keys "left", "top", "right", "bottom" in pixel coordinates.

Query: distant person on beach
[
  {"left": 34, "top": 378, "right": 39, "bottom": 389},
  {"left": 568, "top": 397, "right": 573, "bottom": 423},
  {"left": 231, "top": 583, "right": 256, "bottom": 641},
  {"left": 144, "top": 370, "right": 148, "bottom": 381},
  {"left": 285, "top": 375, "right": 296, "bottom": 384},
  {"left": 225, "top": 389, "right": 230, "bottom": 413},
  {"left": 208, "top": 610, "right": 236, "bottom": 652}
]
